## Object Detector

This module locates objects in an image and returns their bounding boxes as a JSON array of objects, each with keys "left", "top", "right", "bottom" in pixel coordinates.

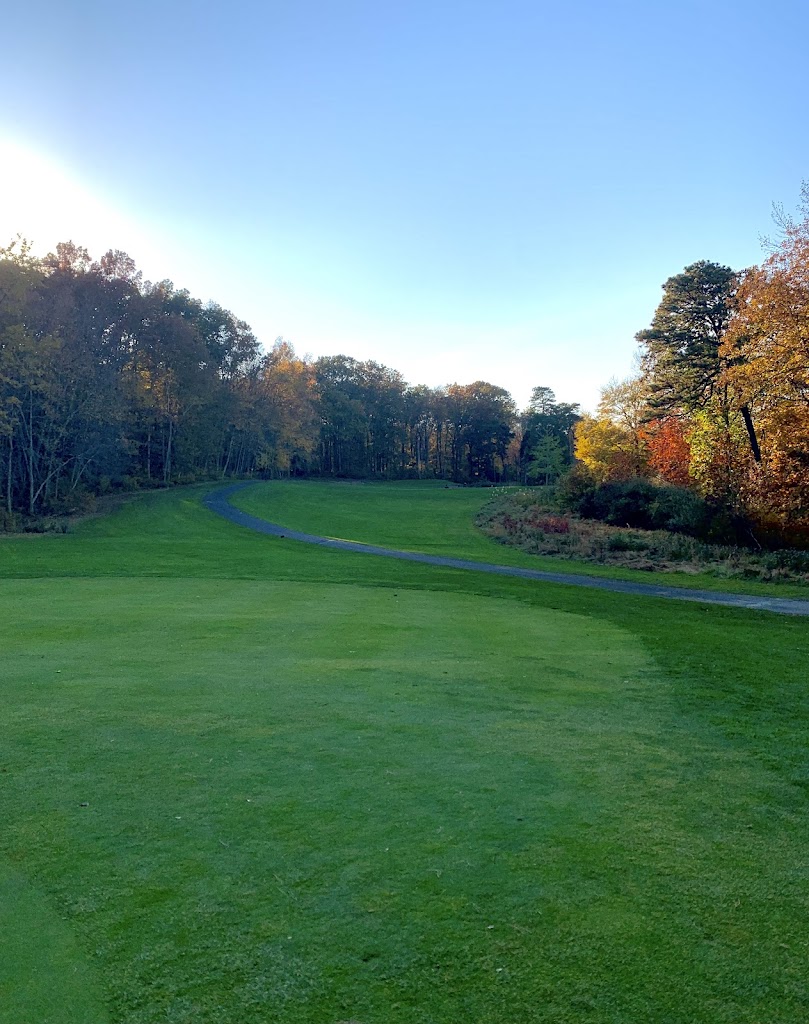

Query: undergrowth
[{"left": 477, "top": 489, "right": 809, "bottom": 584}]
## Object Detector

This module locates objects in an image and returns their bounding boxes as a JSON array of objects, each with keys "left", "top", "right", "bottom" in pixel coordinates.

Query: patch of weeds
[
  {"left": 606, "top": 532, "right": 648, "bottom": 553},
  {"left": 20, "top": 517, "right": 69, "bottom": 535},
  {"left": 477, "top": 491, "right": 809, "bottom": 585},
  {"left": 527, "top": 514, "right": 571, "bottom": 534}
]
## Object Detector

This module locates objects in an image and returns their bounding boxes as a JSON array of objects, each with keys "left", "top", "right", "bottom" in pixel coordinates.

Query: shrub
[
  {"left": 559, "top": 475, "right": 731, "bottom": 542},
  {"left": 0, "top": 509, "right": 19, "bottom": 533},
  {"left": 526, "top": 514, "right": 570, "bottom": 534},
  {"left": 606, "top": 532, "right": 649, "bottom": 552},
  {"left": 43, "top": 489, "right": 97, "bottom": 516},
  {"left": 555, "top": 466, "right": 596, "bottom": 510},
  {"left": 577, "top": 478, "right": 660, "bottom": 529},
  {"left": 767, "top": 548, "right": 809, "bottom": 573},
  {"left": 22, "top": 517, "right": 68, "bottom": 534},
  {"left": 649, "top": 486, "right": 707, "bottom": 534},
  {"left": 477, "top": 489, "right": 809, "bottom": 582},
  {"left": 702, "top": 502, "right": 753, "bottom": 546}
]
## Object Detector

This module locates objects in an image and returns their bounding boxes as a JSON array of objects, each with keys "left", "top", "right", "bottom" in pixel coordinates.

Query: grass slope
[
  {"left": 232, "top": 479, "right": 809, "bottom": 598},
  {"left": 1, "top": 482, "right": 808, "bottom": 1023}
]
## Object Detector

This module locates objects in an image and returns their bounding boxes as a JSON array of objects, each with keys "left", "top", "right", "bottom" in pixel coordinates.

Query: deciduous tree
[{"left": 721, "top": 184, "right": 809, "bottom": 521}]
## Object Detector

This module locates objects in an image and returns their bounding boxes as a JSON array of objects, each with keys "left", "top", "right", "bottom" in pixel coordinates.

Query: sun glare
[{"left": 0, "top": 139, "right": 164, "bottom": 275}]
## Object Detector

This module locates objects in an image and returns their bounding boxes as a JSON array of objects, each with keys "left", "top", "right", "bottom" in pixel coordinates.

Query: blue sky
[{"left": 2, "top": 0, "right": 807, "bottom": 410}]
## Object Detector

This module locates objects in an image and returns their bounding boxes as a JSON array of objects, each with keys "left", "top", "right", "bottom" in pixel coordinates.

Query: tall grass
[{"left": 477, "top": 490, "right": 809, "bottom": 584}]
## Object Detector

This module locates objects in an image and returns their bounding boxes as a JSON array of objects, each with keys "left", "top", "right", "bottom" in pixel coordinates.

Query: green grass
[
  {"left": 2, "top": 482, "right": 808, "bottom": 1023},
  {"left": 232, "top": 479, "right": 809, "bottom": 598},
  {"left": 233, "top": 479, "right": 503, "bottom": 556},
  {"left": 0, "top": 863, "right": 108, "bottom": 1024}
]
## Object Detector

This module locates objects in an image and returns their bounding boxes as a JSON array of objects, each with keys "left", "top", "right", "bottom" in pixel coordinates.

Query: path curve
[{"left": 204, "top": 483, "right": 809, "bottom": 617}]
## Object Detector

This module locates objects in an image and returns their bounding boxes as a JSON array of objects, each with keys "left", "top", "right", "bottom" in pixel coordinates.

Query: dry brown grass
[{"left": 477, "top": 490, "right": 809, "bottom": 585}]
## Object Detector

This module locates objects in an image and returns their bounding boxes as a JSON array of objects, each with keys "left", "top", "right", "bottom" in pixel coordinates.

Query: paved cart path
[{"left": 204, "top": 483, "right": 809, "bottom": 617}]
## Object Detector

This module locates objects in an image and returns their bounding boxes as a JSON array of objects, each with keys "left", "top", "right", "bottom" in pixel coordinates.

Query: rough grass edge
[{"left": 476, "top": 489, "right": 809, "bottom": 587}]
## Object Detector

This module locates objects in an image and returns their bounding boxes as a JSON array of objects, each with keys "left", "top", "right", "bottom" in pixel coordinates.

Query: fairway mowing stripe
[{"left": 205, "top": 483, "right": 809, "bottom": 617}]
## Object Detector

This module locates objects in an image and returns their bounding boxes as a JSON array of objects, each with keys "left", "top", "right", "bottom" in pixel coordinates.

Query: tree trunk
[
  {"left": 164, "top": 419, "right": 174, "bottom": 484},
  {"left": 28, "top": 391, "right": 35, "bottom": 516},
  {"left": 222, "top": 434, "right": 234, "bottom": 478},
  {"left": 740, "top": 405, "right": 761, "bottom": 463},
  {"left": 6, "top": 429, "right": 13, "bottom": 515}
]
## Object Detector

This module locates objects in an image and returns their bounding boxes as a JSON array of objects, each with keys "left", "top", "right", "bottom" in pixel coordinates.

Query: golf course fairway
[{"left": 2, "top": 481, "right": 807, "bottom": 1024}]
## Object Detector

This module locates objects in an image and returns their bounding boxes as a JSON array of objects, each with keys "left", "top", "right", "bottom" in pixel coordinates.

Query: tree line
[
  {"left": 3, "top": 183, "right": 807, "bottom": 544},
  {"left": 0, "top": 238, "right": 581, "bottom": 522}
]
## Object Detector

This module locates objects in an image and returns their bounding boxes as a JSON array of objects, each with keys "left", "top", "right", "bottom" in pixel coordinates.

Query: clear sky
[{"left": 2, "top": 0, "right": 807, "bottom": 411}]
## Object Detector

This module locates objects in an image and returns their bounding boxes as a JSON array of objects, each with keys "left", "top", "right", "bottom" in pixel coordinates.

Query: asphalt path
[{"left": 204, "top": 482, "right": 809, "bottom": 617}]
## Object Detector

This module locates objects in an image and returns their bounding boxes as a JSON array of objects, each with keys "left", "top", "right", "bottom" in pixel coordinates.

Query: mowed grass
[
  {"left": 1, "top": 483, "right": 808, "bottom": 1023},
  {"left": 234, "top": 479, "right": 500, "bottom": 557},
  {"left": 233, "top": 479, "right": 809, "bottom": 597}
]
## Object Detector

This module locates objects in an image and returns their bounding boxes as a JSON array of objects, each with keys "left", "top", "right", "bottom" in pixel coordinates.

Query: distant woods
[
  {"left": 3, "top": 182, "right": 808, "bottom": 545},
  {"left": 0, "top": 238, "right": 580, "bottom": 521}
]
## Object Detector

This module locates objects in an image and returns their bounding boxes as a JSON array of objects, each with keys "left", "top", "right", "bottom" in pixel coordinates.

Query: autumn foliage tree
[
  {"left": 573, "top": 377, "right": 650, "bottom": 482},
  {"left": 0, "top": 237, "right": 529, "bottom": 520},
  {"left": 642, "top": 417, "right": 691, "bottom": 487},
  {"left": 8, "top": 192, "right": 809, "bottom": 545},
  {"left": 721, "top": 183, "right": 809, "bottom": 526},
  {"left": 636, "top": 259, "right": 759, "bottom": 507}
]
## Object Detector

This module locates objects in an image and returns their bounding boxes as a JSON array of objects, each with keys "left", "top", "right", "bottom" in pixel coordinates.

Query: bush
[
  {"left": 43, "top": 489, "right": 97, "bottom": 516},
  {"left": 0, "top": 509, "right": 19, "bottom": 533},
  {"left": 649, "top": 486, "right": 707, "bottom": 535},
  {"left": 526, "top": 514, "right": 570, "bottom": 534},
  {"left": 577, "top": 478, "right": 663, "bottom": 530},
  {"left": 555, "top": 466, "right": 596, "bottom": 509},
  {"left": 746, "top": 516, "right": 809, "bottom": 553},
  {"left": 606, "top": 532, "right": 649, "bottom": 552},
  {"left": 702, "top": 502, "right": 753, "bottom": 546},
  {"left": 478, "top": 489, "right": 809, "bottom": 581},
  {"left": 556, "top": 474, "right": 750, "bottom": 543},
  {"left": 22, "top": 517, "right": 69, "bottom": 534},
  {"left": 768, "top": 548, "right": 809, "bottom": 572}
]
